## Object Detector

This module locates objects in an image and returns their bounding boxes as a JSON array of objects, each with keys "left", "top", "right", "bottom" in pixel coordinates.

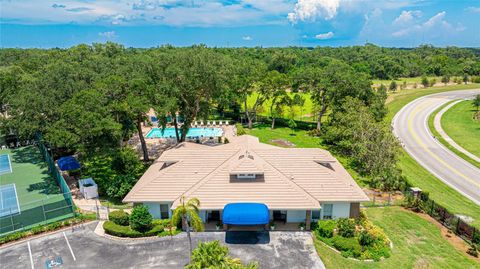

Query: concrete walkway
[{"left": 433, "top": 99, "right": 480, "bottom": 163}]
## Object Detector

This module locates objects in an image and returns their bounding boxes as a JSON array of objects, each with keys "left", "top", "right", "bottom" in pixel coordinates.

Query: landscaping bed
[
  {"left": 313, "top": 212, "right": 391, "bottom": 261},
  {"left": 103, "top": 207, "right": 180, "bottom": 238}
]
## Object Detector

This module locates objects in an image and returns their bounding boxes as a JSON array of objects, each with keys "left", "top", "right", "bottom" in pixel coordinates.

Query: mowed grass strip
[
  {"left": 314, "top": 206, "right": 479, "bottom": 269},
  {"left": 427, "top": 101, "right": 480, "bottom": 169},
  {"left": 441, "top": 100, "right": 480, "bottom": 158},
  {"left": 386, "top": 83, "right": 480, "bottom": 229}
]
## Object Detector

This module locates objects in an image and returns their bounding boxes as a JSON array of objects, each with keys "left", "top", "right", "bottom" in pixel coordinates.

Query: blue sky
[{"left": 1, "top": 0, "right": 479, "bottom": 48}]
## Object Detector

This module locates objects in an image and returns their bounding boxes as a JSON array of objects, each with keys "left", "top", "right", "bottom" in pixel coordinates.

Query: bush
[
  {"left": 316, "top": 220, "right": 336, "bottom": 238},
  {"left": 103, "top": 221, "right": 143, "bottom": 238},
  {"left": 467, "top": 244, "right": 478, "bottom": 257},
  {"left": 236, "top": 123, "right": 246, "bottom": 135},
  {"left": 143, "top": 223, "right": 165, "bottom": 237},
  {"left": 109, "top": 210, "right": 130, "bottom": 226},
  {"left": 358, "top": 230, "right": 375, "bottom": 247},
  {"left": 186, "top": 240, "right": 258, "bottom": 269},
  {"left": 337, "top": 218, "right": 356, "bottom": 238},
  {"left": 130, "top": 205, "right": 153, "bottom": 232},
  {"left": 332, "top": 236, "right": 362, "bottom": 258}
]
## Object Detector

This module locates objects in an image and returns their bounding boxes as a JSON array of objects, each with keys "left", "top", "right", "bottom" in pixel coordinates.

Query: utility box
[{"left": 79, "top": 177, "right": 98, "bottom": 199}]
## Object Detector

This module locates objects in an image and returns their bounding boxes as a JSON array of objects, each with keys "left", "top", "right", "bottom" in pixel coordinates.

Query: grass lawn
[
  {"left": 427, "top": 101, "right": 480, "bottom": 169},
  {"left": 314, "top": 206, "right": 479, "bottom": 269},
  {"left": 246, "top": 92, "right": 316, "bottom": 122},
  {"left": 386, "top": 83, "right": 480, "bottom": 229},
  {"left": 372, "top": 76, "right": 442, "bottom": 85},
  {"left": 441, "top": 100, "right": 480, "bottom": 158},
  {"left": 0, "top": 146, "right": 72, "bottom": 234}
]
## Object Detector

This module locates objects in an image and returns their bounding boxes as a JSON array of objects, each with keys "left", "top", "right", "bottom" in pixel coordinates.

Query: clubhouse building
[{"left": 123, "top": 135, "right": 368, "bottom": 230}]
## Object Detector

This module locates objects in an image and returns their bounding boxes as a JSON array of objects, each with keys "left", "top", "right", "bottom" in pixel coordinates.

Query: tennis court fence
[{"left": 0, "top": 134, "right": 75, "bottom": 235}]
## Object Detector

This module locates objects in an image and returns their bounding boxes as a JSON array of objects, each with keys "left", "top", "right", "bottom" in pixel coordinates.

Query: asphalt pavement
[
  {"left": 0, "top": 222, "right": 325, "bottom": 269},
  {"left": 392, "top": 89, "right": 480, "bottom": 205}
]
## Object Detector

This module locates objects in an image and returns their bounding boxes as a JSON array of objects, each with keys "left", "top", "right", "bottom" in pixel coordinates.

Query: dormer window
[{"left": 237, "top": 173, "right": 256, "bottom": 179}]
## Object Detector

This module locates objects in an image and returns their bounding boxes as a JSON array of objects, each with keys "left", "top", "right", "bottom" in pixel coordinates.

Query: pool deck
[{"left": 129, "top": 124, "right": 237, "bottom": 160}]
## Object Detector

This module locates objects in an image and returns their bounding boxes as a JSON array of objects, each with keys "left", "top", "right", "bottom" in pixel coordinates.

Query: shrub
[
  {"left": 109, "top": 210, "right": 130, "bottom": 226},
  {"left": 337, "top": 218, "right": 356, "bottom": 238},
  {"left": 332, "top": 236, "right": 362, "bottom": 258},
  {"left": 143, "top": 223, "right": 165, "bottom": 237},
  {"left": 130, "top": 205, "right": 153, "bottom": 232},
  {"left": 31, "top": 225, "right": 44, "bottom": 235},
  {"left": 45, "top": 222, "right": 62, "bottom": 232},
  {"left": 316, "top": 220, "right": 336, "bottom": 238},
  {"left": 236, "top": 123, "right": 246, "bottom": 135},
  {"left": 467, "top": 244, "right": 478, "bottom": 257},
  {"left": 358, "top": 230, "right": 375, "bottom": 247},
  {"left": 186, "top": 240, "right": 258, "bottom": 269},
  {"left": 103, "top": 221, "right": 143, "bottom": 238}
]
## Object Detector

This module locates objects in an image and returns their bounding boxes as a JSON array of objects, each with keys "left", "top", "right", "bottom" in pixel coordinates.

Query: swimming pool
[{"left": 146, "top": 127, "right": 223, "bottom": 139}]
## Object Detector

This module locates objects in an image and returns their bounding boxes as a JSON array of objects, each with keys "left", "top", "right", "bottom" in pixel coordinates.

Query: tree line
[{"left": 1, "top": 43, "right": 478, "bottom": 195}]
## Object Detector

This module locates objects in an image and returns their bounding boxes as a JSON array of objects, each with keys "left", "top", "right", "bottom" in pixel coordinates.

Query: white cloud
[
  {"left": 98, "top": 31, "right": 116, "bottom": 39},
  {"left": 288, "top": 0, "right": 340, "bottom": 23},
  {"left": 466, "top": 6, "right": 480, "bottom": 13},
  {"left": 242, "top": 36, "right": 252, "bottom": 41},
  {"left": 315, "top": 31, "right": 334, "bottom": 39},
  {"left": 393, "top": 10, "right": 422, "bottom": 25},
  {"left": 392, "top": 11, "right": 464, "bottom": 38}
]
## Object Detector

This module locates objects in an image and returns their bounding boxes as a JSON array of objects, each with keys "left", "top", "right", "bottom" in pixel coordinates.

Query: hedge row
[
  {"left": 0, "top": 213, "right": 96, "bottom": 245},
  {"left": 103, "top": 220, "right": 179, "bottom": 238}
]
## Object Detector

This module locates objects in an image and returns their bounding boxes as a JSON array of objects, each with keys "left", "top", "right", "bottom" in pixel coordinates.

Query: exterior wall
[
  {"left": 143, "top": 202, "right": 172, "bottom": 219},
  {"left": 286, "top": 210, "right": 307, "bottom": 223},
  {"left": 320, "top": 202, "right": 351, "bottom": 219}
]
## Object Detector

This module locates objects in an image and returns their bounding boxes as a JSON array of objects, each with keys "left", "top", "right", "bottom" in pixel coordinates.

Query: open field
[
  {"left": 386, "top": 84, "right": 480, "bottom": 229},
  {"left": 0, "top": 146, "right": 73, "bottom": 234},
  {"left": 427, "top": 101, "right": 480, "bottom": 169},
  {"left": 314, "top": 206, "right": 479, "bottom": 269},
  {"left": 441, "top": 100, "right": 480, "bottom": 158}
]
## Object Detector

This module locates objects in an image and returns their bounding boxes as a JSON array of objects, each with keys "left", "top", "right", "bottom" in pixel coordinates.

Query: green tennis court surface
[{"left": 0, "top": 146, "right": 74, "bottom": 234}]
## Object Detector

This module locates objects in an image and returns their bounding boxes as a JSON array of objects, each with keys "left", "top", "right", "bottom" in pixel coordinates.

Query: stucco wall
[
  {"left": 320, "top": 202, "right": 351, "bottom": 219},
  {"left": 143, "top": 202, "right": 172, "bottom": 219}
]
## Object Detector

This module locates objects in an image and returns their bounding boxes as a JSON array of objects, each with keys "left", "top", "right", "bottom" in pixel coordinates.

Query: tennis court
[
  {"left": 0, "top": 146, "right": 74, "bottom": 235},
  {"left": 0, "top": 154, "right": 12, "bottom": 175},
  {"left": 0, "top": 184, "right": 20, "bottom": 217}
]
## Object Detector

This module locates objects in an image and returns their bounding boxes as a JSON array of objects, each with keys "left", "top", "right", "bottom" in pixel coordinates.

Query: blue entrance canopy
[
  {"left": 222, "top": 203, "right": 269, "bottom": 225},
  {"left": 57, "top": 156, "right": 81, "bottom": 171}
]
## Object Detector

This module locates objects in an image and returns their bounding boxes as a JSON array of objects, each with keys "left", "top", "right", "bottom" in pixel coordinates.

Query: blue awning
[
  {"left": 57, "top": 156, "right": 81, "bottom": 171},
  {"left": 222, "top": 203, "right": 269, "bottom": 225}
]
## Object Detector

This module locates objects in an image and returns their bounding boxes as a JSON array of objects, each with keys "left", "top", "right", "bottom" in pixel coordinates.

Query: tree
[
  {"left": 389, "top": 81, "right": 397, "bottom": 92},
  {"left": 259, "top": 70, "right": 289, "bottom": 129},
  {"left": 171, "top": 196, "right": 204, "bottom": 262},
  {"left": 324, "top": 97, "right": 404, "bottom": 190},
  {"left": 473, "top": 94, "right": 480, "bottom": 112},
  {"left": 129, "top": 205, "right": 153, "bottom": 232},
  {"left": 463, "top": 74, "right": 469, "bottom": 85}
]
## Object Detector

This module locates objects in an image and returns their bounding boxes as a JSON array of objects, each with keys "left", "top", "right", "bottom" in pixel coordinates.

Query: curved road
[{"left": 393, "top": 89, "right": 480, "bottom": 205}]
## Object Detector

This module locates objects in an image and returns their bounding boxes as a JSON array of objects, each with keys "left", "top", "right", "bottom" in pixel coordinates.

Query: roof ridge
[
  {"left": 251, "top": 148, "right": 321, "bottom": 206},
  {"left": 172, "top": 148, "right": 242, "bottom": 205}
]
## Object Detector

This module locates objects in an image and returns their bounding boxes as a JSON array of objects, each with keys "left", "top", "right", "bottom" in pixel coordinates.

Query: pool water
[{"left": 146, "top": 127, "right": 223, "bottom": 139}]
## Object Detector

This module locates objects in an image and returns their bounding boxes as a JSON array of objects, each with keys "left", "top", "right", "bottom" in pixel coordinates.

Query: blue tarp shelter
[
  {"left": 57, "top": 156, "right": 81, "bottom": 171},
  {"left": 222, "top": 203, "right": 269, "bottom": 225}
]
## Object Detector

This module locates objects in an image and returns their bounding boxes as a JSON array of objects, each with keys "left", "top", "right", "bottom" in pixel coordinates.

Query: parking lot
[{"left": 0, "top": 222, "right": 325, "bottom": 269}]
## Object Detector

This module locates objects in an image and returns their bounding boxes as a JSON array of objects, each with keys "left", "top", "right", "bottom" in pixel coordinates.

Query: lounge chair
[
  {"left": 212, "top": 121, "right": 216, "bottom": 126},
  {"left": 225, "top": 120, "right": 229, "bottom": 125},
  {"left": 200, "top": 121, "right": 204, "bottom": 126},
  {"left": 219, "top": 120, "right": 223, "bottom": 125},
  {"left": 207, "top": 121, "right": 211, "bottom": 126}
]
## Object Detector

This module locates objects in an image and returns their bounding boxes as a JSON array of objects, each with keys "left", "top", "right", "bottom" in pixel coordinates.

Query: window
[
  {"left": 237, "top": 173, "right": 256, "bottom": 179},
  {"left": 160, "top": 204, "right": 169, "bottom": 219},
  {"left": 312, "top": 210, "right": 321, "bottom": 220},
  {"left": 322, "top": 204, "right": 333, "bottom": 219}
]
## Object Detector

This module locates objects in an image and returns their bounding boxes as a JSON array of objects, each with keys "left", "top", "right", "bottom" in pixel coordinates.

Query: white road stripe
[
  {"left": 63, "top": 231, "right": 76, "bottom": 261},
  {"left": 27, "top": 241, "right": 34, "bottom": 269}
]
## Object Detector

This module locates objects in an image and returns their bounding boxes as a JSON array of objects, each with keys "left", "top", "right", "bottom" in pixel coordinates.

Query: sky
[{"left": 1, "top": 0, "right": 479, "bottom": 48}]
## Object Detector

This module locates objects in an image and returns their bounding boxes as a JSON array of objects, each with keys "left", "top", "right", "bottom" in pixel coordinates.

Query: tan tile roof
[{"left": 123, "top": 135, "right": 368, "bottom": 209}]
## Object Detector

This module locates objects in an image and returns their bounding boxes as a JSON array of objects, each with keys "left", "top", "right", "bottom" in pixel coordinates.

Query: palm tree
[{"left": 171, "top": 196, "right": 204, "bottom": 262}]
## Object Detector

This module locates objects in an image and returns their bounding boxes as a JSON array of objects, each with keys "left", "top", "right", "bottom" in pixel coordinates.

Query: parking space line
[
  {"left": 63, "top": 232, "right": 76, "bottom": 261},
  {"left": 27, "top": 241, "right": 34, "bottom": 269}
]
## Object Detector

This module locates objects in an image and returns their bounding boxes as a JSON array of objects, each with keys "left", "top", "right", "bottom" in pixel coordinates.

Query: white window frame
[
  {"left": 322, "top": 204, "right": 333, "bottom": 220},
  {"left": 237, "top": 173, "right": 256, "bottom": 179}
]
